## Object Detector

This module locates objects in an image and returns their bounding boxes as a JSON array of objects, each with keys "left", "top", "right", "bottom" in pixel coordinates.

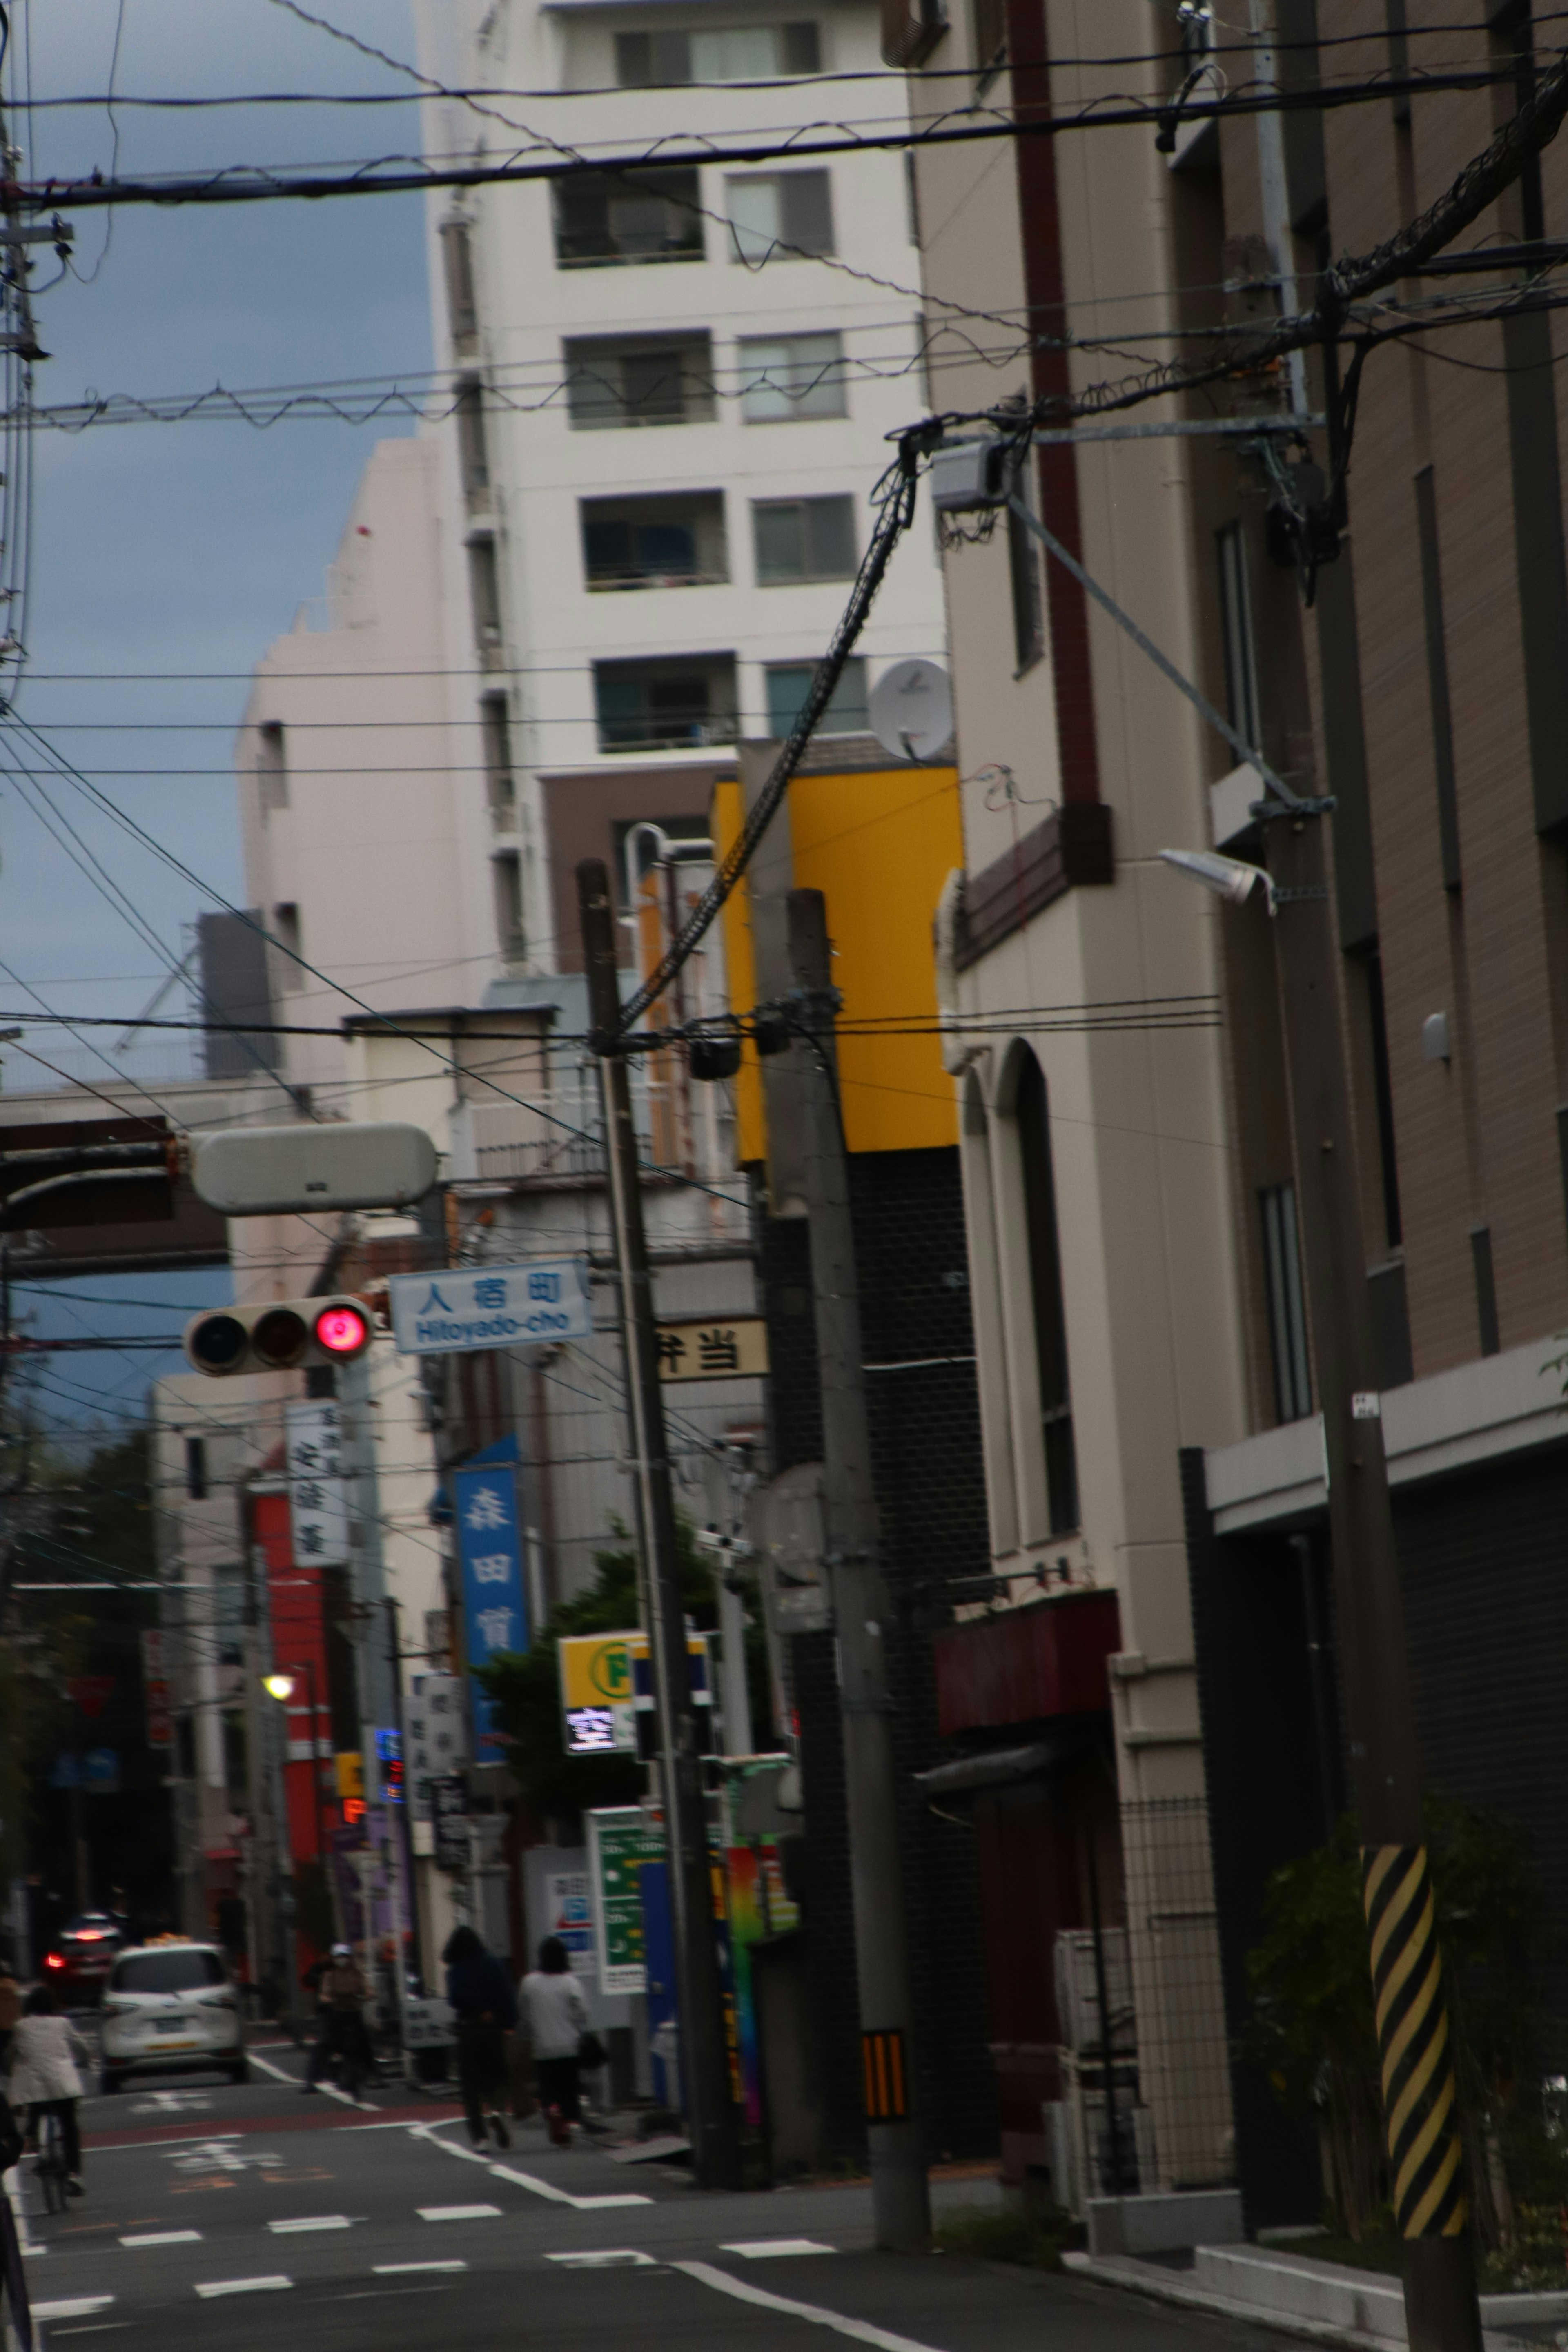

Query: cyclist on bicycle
[
  {"left": 303, "top": 1945, "right": 370, "bottom": 2095},
  {"left": 6, "top": 1984, "right": 89, "bottom": 2197}
]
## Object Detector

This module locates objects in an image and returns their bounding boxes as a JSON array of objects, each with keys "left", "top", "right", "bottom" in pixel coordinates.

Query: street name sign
[{"left": 389, "top": 1259, "right": 592, "bottom": 1355}]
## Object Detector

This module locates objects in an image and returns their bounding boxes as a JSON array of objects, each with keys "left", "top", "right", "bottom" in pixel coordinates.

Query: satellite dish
[{"left": 869, "top": 659, "right": 955, "bottom": 764}]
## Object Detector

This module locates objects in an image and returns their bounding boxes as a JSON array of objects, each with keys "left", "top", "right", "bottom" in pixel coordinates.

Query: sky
[{"left": 0, "top": 0, "right": 431, "bottom": 1422}]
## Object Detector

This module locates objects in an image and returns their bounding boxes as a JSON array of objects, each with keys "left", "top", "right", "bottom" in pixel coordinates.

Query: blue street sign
[
  {"left": 388, "top": 1259, "right": 592, "bottom": 1356},
  {"left": 454, "top": 1462, "right": 529, "bottom": 1762}
]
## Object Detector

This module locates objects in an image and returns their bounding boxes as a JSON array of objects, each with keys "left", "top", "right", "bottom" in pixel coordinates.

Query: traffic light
[{"left": 183, "top": 1295, "right": 374, "bottom": 1377}]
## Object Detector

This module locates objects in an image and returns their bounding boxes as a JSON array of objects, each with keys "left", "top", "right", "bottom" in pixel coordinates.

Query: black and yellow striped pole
[{"left": 1264, "top": 809, "right": 1482, "bottom": 2352}]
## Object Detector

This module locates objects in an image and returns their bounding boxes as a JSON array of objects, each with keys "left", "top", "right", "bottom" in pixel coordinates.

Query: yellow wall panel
[{"left": 710, "top": 777, "right": 767, "bottom": 1167}]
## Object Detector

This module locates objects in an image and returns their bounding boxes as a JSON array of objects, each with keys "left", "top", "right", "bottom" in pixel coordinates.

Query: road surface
[{"left": 5, "top": 2040, "right": 1280, "bottom": 2352}]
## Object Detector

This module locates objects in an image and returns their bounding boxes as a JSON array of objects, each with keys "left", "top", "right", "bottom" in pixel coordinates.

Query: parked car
[
  {"left": 42, "top": 1912, "right": 125, "bottom": 2004},
  {"left": 99, "top": 1942, "right": 249, "bottom": 2092}
]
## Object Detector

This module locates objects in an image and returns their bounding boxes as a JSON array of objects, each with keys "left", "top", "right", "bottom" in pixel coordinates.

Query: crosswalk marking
[
  {"left": 33, "top": 2301, "right": 115, "bottom": 2320},
  {"left": 269, "top": 2216, "right": 353, "bottom": 2233},
  {"left": 722, "top": 2241, "right": 837, "bottom": 2259},
  {"left": 120, "top": 2232, "right": 202, "bottom": 2248},
  {"left": 373, "top": 2261, "right": 468, "bottom": 2275},
  {"left": 417, "top": 2203, "right": 501, "bottom": 2222}
]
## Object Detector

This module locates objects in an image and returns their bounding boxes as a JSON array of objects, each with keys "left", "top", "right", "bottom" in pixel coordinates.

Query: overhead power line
[{"left": 13, "top": 69, "right": 1546, "bottom": 215}]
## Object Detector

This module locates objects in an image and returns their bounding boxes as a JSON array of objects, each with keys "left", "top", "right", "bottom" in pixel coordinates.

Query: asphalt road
[{"left": 4, "top": 2039, "right": 1283, "bottom": 2352}]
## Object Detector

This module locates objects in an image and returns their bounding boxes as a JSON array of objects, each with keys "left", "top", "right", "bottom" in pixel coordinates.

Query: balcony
[
  {"left": 554, "top": 169, "right": 704, "bottom": 268},
  {"left": 594, "top": 654, "right": 738, "bottom": 754},
  {"left": 581, "top": 493, "right": 727, "bottom": 593}
]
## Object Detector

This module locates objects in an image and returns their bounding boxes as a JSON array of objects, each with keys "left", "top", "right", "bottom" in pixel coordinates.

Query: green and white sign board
[{"left": 586, "top": 1805, "right": 666, "bottom": 1995}]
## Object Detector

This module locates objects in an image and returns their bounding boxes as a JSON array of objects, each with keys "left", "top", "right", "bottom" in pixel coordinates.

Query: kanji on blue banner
[{"left": 455, "top": 1462, "right": 529, "bottom": 1762}]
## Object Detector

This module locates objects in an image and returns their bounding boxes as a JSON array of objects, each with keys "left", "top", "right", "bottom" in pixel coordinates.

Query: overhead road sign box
[
  {"left": 192, "top": 1121, "right": 438, "bottom": 1216},
  {"left": 389, "top": 1258, "right": 592, "bottom": 1355}
]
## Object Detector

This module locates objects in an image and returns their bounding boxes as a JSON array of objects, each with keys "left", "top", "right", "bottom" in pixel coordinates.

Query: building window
[
  {"left": 594, "top": 654, "right": 738, "bottom": 752},
  {"left": 439, "top": 217, "right": 478, "bottom": 350},
  {"left": 1007, "top": 456, "right": 1044, "bottom": 673},
  {"left": 971, "top": 0, "right": 1006, "bottom": 79},
  {"left": 272, "top": 903, "right": 301, "bottom": 993},
  {"left": 185, "top": 1436, "right": 207, "bottom": 1501},
  {"left": 1261, "top": 1181, "right": 1312, "bottom": 1423},
  {"left": 616, "top": 22, "right": 820, "bottom": 84},
  {"left": 481, "top": 694, "right": 515, "bottom": 831},
  {"left": 765, "top": 656, "right": 868, "bottom": 738},
  {"left": 455, "top": 377, "right": 489, "bottom": 504},
  {"left": 493, "top": 851, "right": 525, "bottom": 964},
  {"left": 256, "top": 721, "right": 288, "bottom": 819},
  {"left": 581, "top": 492, "right": 728, "bottom": 590},
  {"left": 726, "top": 169, "right": 834, "bottom": 261},
  {"left": 1217, "top": 520, "right": 1261, "bottom": 753},
  {"left": 1016, "top": 1051, "right": 1079, "bottom": 1535},
  {"left": 738, "top": 332, "right": 846, "bottom": 423},
  {"left": 467, "top": 535, "right": 503, "bottom": 663},
  {"left": 753, "top": 494, "right": 856, "bottom": 584},
  {"left": 554, "top": 168, "right": 703, "bottom": 266},
  {"left": 564, "top": 332, "right": 715, "bottom": 429}
]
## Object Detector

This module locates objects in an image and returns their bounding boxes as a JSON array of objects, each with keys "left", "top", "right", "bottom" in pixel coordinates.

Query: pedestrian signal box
[{"left": 183, "top": 1295, "right": 374, "bottom": 1377}]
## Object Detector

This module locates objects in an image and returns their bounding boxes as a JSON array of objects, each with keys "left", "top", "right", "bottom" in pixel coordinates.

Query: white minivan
[{"left": 99, "top": 1942, "right": 249, "bottom": 2092}]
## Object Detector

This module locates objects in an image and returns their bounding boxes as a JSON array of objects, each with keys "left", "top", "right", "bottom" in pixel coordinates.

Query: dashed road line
[
  {"left": 723, "top": 2240, "right": 837, "bottom": 2259},
  {"left": 675, "top": 2261, "right": 951, "bottom": 2352},
  {"left": 269, "top": 2215, "right": 353, "bottom": 2233},
  {"left": 545, "top": 2249, "right": 656, "bottom": 2269},
  {"left": 417, "top": 2203, "right": 501, "bottom": 2222},
  {"left": 193, "top": 2275, "right": 293, "bottom": 2300},
  {"left": 120, "top": 2231, "right": 203, "bottom": 2247},
  {"left": 373, "top": 2261, "right": 468, "bottom": 2276},
  {"left": 33, "top": 2301, "right": 116, "bottom": 2321}
]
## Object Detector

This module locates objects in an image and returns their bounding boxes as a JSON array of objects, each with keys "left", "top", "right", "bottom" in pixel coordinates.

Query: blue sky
[{"left": 1, "top": 0, "right": 430, "bottom": 1421}]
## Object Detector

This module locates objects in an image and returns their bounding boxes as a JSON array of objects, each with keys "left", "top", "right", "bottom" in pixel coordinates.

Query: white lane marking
[
  {"left": 675, "top": 2262, "right": 951, "bottom": 2352},
  {"left": 417, "top": 2204, "right": 502, "bottom": 2222},
  {"left": 245, "top": 2047, "right": 375, "bottom": 2111},
  {"left": 373, "top": 2262, "right": 468, "bottom": 2276},
  {"left": 130, "top": 2093, "right": 211, "bottom": 2116},
  {"left": 415, "top": 2126, "right": 652, "bottom": 2213},
  {"left": 193, "top": 2276, "right": 294, "bottom": 2300},
  {"left": 33, "top": 2302, "right": 115, "bottom": 2320},
  {"left": 722, "top": 2241, "right": 837, "bottom": 2259},
  {"left": 268, "top": 2216, "right": 353, "bottom": 2234},
  {"left": 51, "top": 2326, "right": 132, "bottom": 2336},
  {"left": 120, "top": 2231, "right": 203, "bottom": 2247},
  {"left": 545, "top": 2250, "right": 655, "bottom": 2269}
]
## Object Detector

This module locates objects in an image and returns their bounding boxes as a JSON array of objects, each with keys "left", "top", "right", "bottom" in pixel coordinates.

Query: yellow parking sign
[{"left": 558, "top": 1631, "right": 638, "bottom": 1757}]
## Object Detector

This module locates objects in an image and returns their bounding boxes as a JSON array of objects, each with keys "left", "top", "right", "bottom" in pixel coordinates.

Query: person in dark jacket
[{"left": 443, "top": 1924, "right": 517, "bottom": 2149}]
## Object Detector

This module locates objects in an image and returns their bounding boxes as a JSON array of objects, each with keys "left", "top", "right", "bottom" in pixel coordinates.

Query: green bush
[
  {"left": 1244, "top": 1796, "right": 1557, "bottom": 2249},
  {"left": 934, "top": 2202, "right": 1084, "bottom": 2270}
]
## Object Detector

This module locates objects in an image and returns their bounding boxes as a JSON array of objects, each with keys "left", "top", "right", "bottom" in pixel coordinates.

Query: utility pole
[
  {"left": 1264, "top": 808, "right": 1480, "bottom": 2352},
  {"left": 577, "top": 858, "right": 739, "bottom": 2191},
  {"left": 784, "top": 889, "right": 929, "bottom": 2254}
]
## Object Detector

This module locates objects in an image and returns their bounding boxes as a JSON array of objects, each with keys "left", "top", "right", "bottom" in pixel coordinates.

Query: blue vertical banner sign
[{"left": 454, "top": 1463, "right": 529, "bottom": 1762}]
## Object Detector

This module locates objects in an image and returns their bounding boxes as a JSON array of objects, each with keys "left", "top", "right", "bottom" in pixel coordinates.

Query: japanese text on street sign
[
  {"left": 655, "top": 1317, "right": 769, "bottom": 1383},
  {"left": 404, "top": 1671, "right": 467, "bottom": 1822},
  {"left": 455, "top": 1463, "right": 528, "bottom": 1761},
  {"left": 141, "top": 1628, "right": 172, "bottom": 1749},
  {"left": 431, "top": 1773, "right": 469, "bottom": 1871},
  {"left": 543, "top": 1868, "right": 597, "bottom": 1985},
  {"left": 389, "top": 1259, "right": 592, "bottom": 1356},
  {"left": 587, "top": 1807, "right": 667, "bottom": 1996},
  {"left": 284, "top": 1399, "right": 350, "bottom": 1566}
]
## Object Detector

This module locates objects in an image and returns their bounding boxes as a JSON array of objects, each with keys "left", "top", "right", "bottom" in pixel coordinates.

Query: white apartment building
[{"left": 414, "top": 0, "right": 948, "bottom": 971}]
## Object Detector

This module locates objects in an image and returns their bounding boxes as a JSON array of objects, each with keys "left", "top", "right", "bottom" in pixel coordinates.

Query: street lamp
[
  {"left": 262, "top": 1662, "right": 331, "bottom": 1884},
  {"left": 1162, "top": 815, "right": 1481, "bottom": 2352}
]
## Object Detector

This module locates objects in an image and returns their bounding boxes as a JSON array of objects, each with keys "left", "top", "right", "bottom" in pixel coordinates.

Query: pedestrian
[
  {"left": 0, "top": 1957, "right": 19, "bottom": 2076},
  {"left": 6, "top": 1984, "right": 89, "bottom": 2197},
  {"left": 443, "top": 1924, "right": 517, "bottom": 2151},
  {"left": 303, "top": 1944, "right": 370, "bottom": 2096},
  {"left": 520, "top": 1936, "right": 588, "bottom": 2147}
]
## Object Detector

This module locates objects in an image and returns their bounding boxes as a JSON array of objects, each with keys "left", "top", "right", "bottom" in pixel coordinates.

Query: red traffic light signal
[{"left": 183, "top": 1295, "right": 374, "bottom": 1378}]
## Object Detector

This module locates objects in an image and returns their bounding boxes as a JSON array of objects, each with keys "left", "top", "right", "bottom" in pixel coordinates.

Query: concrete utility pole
[
  {"left": 784, "top": 889, "right": 930, "bottom": 2253},
  {"left": 577, "top": 859, "right": 739, "bottom": 2191},
  {"left": 1265, "top": 809, "right": 1480, "bottom": 2352}
]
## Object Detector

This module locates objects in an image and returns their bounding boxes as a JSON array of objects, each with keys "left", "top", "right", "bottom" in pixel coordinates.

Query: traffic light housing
[{"left": 183, "top": 1295, "right": 374, "bottom": 1378}]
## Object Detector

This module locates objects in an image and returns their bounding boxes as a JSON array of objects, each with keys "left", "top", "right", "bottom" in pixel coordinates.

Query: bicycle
[{"left": 32, "top": 2108, "right": 68, "bottom": 2217}]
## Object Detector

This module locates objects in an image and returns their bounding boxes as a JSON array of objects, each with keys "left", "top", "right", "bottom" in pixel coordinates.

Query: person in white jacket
[
  {"left": 520, "top": 1937, "right": 588, "bottom": 2145},
  {"left": 7, "top": 1985, "right": 90, "bottom": 2193}
]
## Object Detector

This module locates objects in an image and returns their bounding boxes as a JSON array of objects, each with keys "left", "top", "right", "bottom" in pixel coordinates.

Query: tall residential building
[{"left": 413, "top": 0, "right": 947, "bottom": 969}]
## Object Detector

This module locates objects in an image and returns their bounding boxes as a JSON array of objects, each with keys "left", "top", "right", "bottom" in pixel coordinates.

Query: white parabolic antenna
[{"left": 869, "top": 658, "right": 955, "bottom": 763}]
